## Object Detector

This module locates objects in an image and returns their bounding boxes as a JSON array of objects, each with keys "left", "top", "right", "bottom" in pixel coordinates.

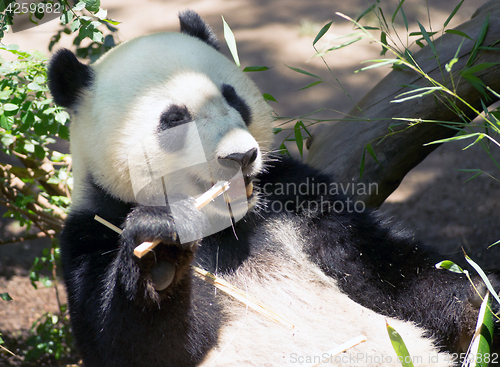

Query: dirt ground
[{"left": 1, "top": 0, "right": 499, "bottom": 365}]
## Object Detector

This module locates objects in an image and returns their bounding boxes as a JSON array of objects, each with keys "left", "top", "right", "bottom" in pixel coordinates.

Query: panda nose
[{"left": 218, "top": 148, "right": 258, "bottom": 169}]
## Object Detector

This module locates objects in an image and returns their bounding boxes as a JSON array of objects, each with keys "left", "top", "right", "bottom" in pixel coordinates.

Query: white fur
[
  {"left": 70, "top": 32, "right": 273, "bottom": 209},
  {"left": 200, "top": 219, "right": 452, "bottom": 366}
]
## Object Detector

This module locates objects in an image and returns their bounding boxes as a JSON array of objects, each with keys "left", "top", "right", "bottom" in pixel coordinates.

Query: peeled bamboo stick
[
  {"left": 94, "top": 181, "right": 230, "bottom": 257},
  {"left": 133, "top": 181, "right": 229, "bottom": 257}
]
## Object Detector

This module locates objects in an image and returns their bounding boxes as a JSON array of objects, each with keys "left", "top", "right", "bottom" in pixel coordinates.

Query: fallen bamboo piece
[
  {"left": 308, "top": 335, "right": 367, "bottom": 367},
  {"left": 192, "top": 266, "right": 294, "bottom": 329}
]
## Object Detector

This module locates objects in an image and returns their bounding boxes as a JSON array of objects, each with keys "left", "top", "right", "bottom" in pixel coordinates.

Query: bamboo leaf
[
  {"left": 313, "top": 21, "right": 333, "bottom": 46},
  {"left": 296, "top": 120, "right": 312, "bottom": 138},
  {"left": 462, "top": 134, "right": 484, "bottom": 150},
  {"left": 465, "top": 172, "right": 483, "bottom": 182},
  {"left": 467, "top": 293, "right": 492, "bottom": 367},
  {"left": 285, "top": 65, "right": 321, "bottom": 79},
  {"left": 435, "top": 260, "right": 464, "bottom": 273},
  {"left": 0, "top": 293, "right": 13, "bottom": 301},
  {"left": 418, "top": 21, "right": 437, "bottom": 57},
  {"left": 378, "top": 7, "right": 388, "bottom": 30},
  {"left": 263, "top": 93, "right": 278, "bottom": 103},
  {"left": 279, "top": 142, "right": 290, "bottom": 156},
  {"left": 3, "top": 103, "right": 18, "bottom": 111},
  {"left": 424, "top": 133, "right": 481, "bottom": 145},
  {"left": 299, "top": 81, "right": 323, "bottom": 90},
  {"left": 294, "top": 121, "right": 304, "bottom": 158},
  {"left": 316, "top": 37, "right": 364, "bottom": 57},
  {"left": 360, "top": 148, "right": 366, "bottom": 178},
  {"left": 365, "top": 143, "right": 379, "bottom": 165},
  {"left": 380, "top": 32, "right": 388, "bottom": 56},
  {"left": 409, "top": 31, "right": 438, "bottom": 38},
  {"left": 392, "top": 87, "right": 441, "bottom": 103},
  {"left": 465, "top": 255, "right": 500, "bottom": 306},
  {"left": 445, "top": 29, "right": 472, "bottom": 40},
  {"left": 356, "top": 4, "right": 376, "bottom": 23},
  {"left": 401, "top": 7, "right": 408, "bottom": 31},
  {"left": 461, "top": 73, "right": 488, "bottom": 98},
  {"left": 462, "top": 62, "right": 498, "bottom": 75},
  {"left": 243, "top": 66, "right": 270, "bottom": 72},
  {"left": 356, "top": 59, "right": 401, "bottom": 73},
  {"left": 391, "top": 0, "right": 406, "bottom": 24},
  {"left": 444, "top": 0, "right": 464, "bottom": 28},
  {"left": 386, "top": 322, "right": 415, "bottom": 367},
  {"left": 222, "top": 16, "right": 240, "bottom": 67},
  {"left": 468, "top": 14, "right": 489, "bottom": 66}
]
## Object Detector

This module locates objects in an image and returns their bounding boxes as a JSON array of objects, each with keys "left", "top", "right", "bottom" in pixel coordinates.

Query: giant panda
[{"left": 47, "top": 10, "right": 497, "bottom": 367}]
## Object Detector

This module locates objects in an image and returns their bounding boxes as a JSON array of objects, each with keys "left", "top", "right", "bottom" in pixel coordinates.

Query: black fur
[
  {"left": 159, "top": 105, "right": 192, "bottom": 130},
  {"left": 52, "top": 11, "right": 499, "bottom": 367},
  {"left": 47, "top": 49, "right": 93, "bottom": 108},
  {"left": 157, "top": 105, "right": 192, "bottom": 152},
  {"left": 59, "top": 159, "right": 497, "bottom": 366},
  {"left": 257, "top": 158, "right": 488, "bottom": 352},
  {"left": 222, "top": 83, "right": 252, "bottom": 126},
  {"left": 179, "top": 10, "right": 220, "bottom": 51},
  {"left": 60, "top": 179, "right": 220, "bottom": 366}
]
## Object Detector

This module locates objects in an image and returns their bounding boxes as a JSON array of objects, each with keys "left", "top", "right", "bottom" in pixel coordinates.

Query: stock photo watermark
[
  {"left": 259, "top": 177, "right": 378, "bottom": 215},
  {"left": 126, "top": 120, "right": 379, "bottom": 243},
  {"left": 2, "top": 1, "right": 63, "bottom": 33},
  {"left": 288, "top": 351, "right": 496, "bottom": 366}
]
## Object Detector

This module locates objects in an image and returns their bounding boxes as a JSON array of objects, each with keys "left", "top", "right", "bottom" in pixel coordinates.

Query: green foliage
[
  {"left": 1, "top": 292, "right": 13, "bottom": 301},
  {"left": 0, "top": 46, "right": 67, "bottom": 159},
  {"left": 29, "top": 241, "right": 60, "bottom": 289},
  {"left": 0, "top": 0, "right": 16, "bottom": 39},
  {"left": 0, "top": 46, "right": 70, "bottom": 236},
  {"left": 437, "top": 257, "right": 498, "bottom": 365},
  {"left": 0, "top": 1, "right": 119, "bottom": 362},
  {"left": 287, "top": 1, "right": 500, "bottom": 182},
  {"left": 386, "top": 322, "right": 415, "bottom": 367},
  {"left": 25, "top": 308, "right": 73, "bottom": 361}
]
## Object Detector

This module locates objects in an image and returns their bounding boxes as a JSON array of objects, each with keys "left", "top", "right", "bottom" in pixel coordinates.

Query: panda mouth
[{"left": 196, "top": 174, "right": 255, "bottom": 218}]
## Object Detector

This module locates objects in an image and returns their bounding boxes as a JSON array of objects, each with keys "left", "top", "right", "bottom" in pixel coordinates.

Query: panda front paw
[{"left": 120, "top": 198, "right": 209, "bottom": 297}]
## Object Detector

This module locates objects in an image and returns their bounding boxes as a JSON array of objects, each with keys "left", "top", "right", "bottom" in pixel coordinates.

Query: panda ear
[
  {"left": 48, "top": 49, "right": 93, "bottom": 108},
  {"left": 178, "top": 10, "right": 220, "bottom": 51}
]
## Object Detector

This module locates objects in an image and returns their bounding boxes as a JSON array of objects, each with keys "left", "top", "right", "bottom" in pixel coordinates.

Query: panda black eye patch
[
  {"left": 221, "top": 84, "right": 251, "bottom": 126},
  {"left": 159, "top": 105, "right": 192, "bottom": 130}
]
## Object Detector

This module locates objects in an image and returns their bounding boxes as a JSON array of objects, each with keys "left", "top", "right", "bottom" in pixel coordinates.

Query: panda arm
[
  {"left": 60, "top": 181, "right": 220, "bottom": 366},
  {"left": 259, "top": 158, "right": 493, "bottom": 352}
]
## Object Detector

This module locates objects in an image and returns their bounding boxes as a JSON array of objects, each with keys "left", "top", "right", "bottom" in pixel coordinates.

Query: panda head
[{"left": 48, "top": 11, "right": 274, "bottom": 220}]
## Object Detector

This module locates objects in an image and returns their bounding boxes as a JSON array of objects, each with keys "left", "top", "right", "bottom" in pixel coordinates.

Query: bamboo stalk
[{"left": 133, "top": 181, "right": 229, "bottom": 258}]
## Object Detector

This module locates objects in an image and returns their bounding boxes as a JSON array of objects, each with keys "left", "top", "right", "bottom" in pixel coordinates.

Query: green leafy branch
[
  {"left": 303, "top": 2, "right": 500, "bottom": 180},
  {"left": 0, "top": 1, "right": 120, "bottom": 361}
]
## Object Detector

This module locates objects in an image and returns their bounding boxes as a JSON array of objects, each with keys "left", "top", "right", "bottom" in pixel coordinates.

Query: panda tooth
[{"left": 246, "top": 182, "right": 254, "bottom": 197}]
